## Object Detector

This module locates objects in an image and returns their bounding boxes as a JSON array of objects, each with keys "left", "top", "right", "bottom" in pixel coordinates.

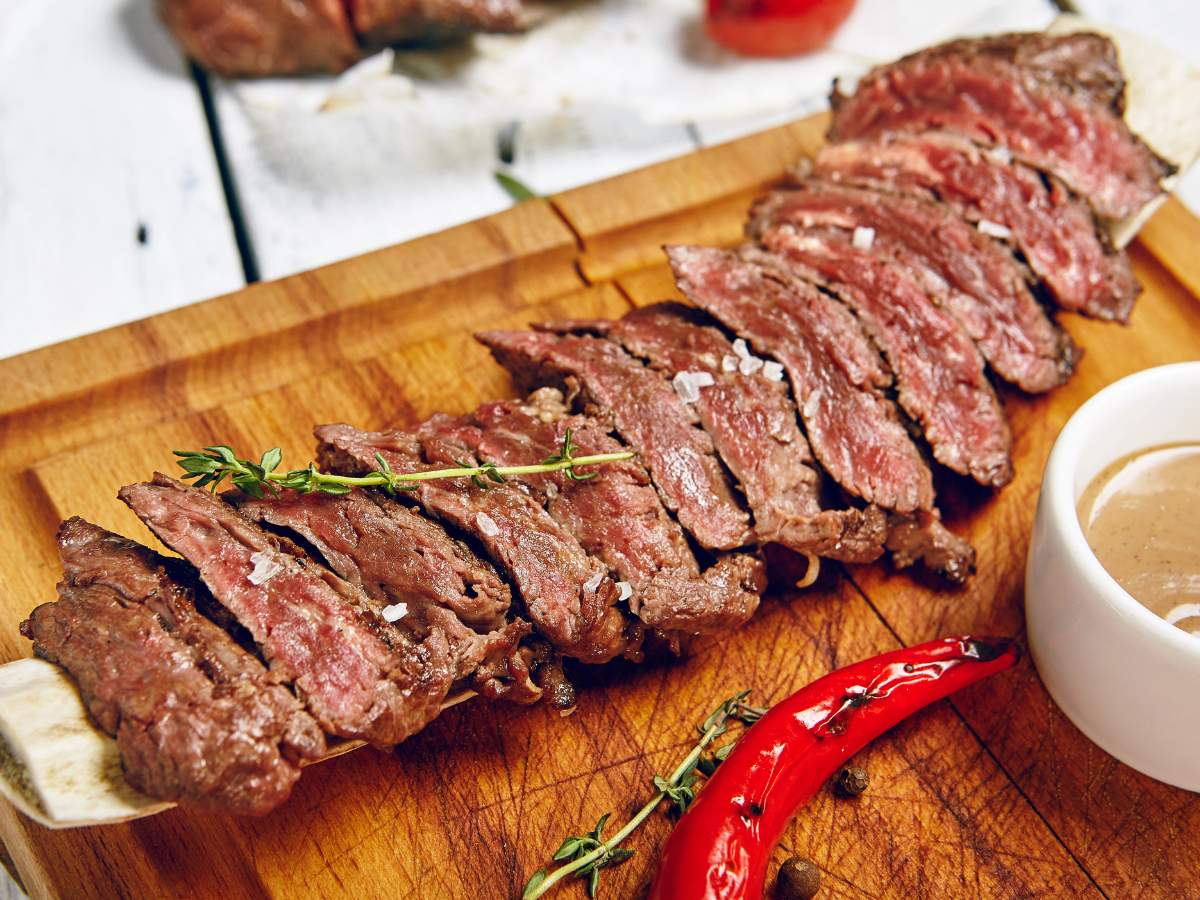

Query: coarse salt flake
[
  {"left": 803, "top": 388, "right": 823, "bottom": 419},
  {"left": 739, "top": 355, "right": 764, "bottom": 376},
  {"left": 732, "top": 338, "right": 751, "bottom": 361},
  {"left": 382, "top": 602, "right": 408, "bottom": 623},
  {"left": 476, "top": 512, "right": 500, "bottom": 536},
  {"left": 762, "top": 361, "right": 785, "bottom": 381},
  {"left": 673, "top": 371, "right": 700, "bottom": 404},
  {"left": 545, "top": 482, "right": 558, "bottom": 498},
  {"left": 248, "top": 550, "right": 284, "bottom": 586},
  {"left": 977, "top": 219, "right": 1013, "bottom": 240},
  {"left": 987, "top": 146, "right": 1013, "bottom": 165},
  {"left": 851, "top": 226, "right": 875, "bottom": 250},
  {"left": 722, "top": 354, "right": 738, "bottom": 373},
  {"left": 617, "top": 581, "right": 633, "bottom": 602},
  {"left": 583, "top": 572, "right": 604, "bottom": 593}
]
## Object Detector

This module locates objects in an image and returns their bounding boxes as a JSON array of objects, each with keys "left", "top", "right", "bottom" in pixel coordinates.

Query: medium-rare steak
[
  {"left": 827, "top": 31, "right": 1171, "bottom": 220},
  {"left": 814, "top": 135, "right": 1141, "bottom": 321},
  {"left": 475, "top": 330, "right": 753, "bottom": 551},
  {"left": 314, "top": 422, "right": 638, "bottom": 663},
  {"left": 235, "top": 490, "right": 537, "bottom": 702},
  {"left": 350, "top": 0, "right": 525, "bottom": 48},
  {"left": 157, "top": 0, "right": 361, "bottom": 77},
  {"left": 759, "top": 227, "right": 1014, "bottom": 487},
  {"left": 549, "top": 306, "right": 889, "bottom": 562},
  {"left": 120, "top": 475, "right": 454, "bottom": 747},
  {"left": 21, "top": 519, "right": 326, "bottom": 814},
  {"left": 885, "top": 511, "right": 976, "bottom": 584},
  {"left": 467, "top": 388, "right": 766, "bottom": 634},
  {"left": 750, "top": 182, "right": 1078, "bottom": 393},
  {"left": 666, "top": 244, "right": 935, "bottom": 515}
]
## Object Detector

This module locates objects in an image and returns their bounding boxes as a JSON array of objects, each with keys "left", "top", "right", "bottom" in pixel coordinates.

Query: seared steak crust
[
  {"left": 667, "top": 244, "right": 935, "bottom": 515},
  {"left": 21, "top": 518, "right": 326, "bottom": 814},
  {"left": 351, "top": 0, "right": 524, "bottom": 48},
  {"left": 235, "top": 490, "right": 536, "bottom": 701},
  {"left": 814, "top": 135, "right": 1140, "bottom": 321},
  {"left": 476, "top": 329, "right": 752, "bottom": 551},
  {"left": 157, "top": 0, "right": 360, "bottom": 77},
  {"left": 828, "top": 32, "right": 1171, "bottom": 220},
  {"left": 751, "top": 182, "right": 1078, "bottom": 393},
  {"left": 760, "top": 227, "right": 1014, "bottom": 487},
  {"left": 119, "top": 475, "right": 454, "bottom": 747},
  {"left": 314, "top": 422, "right": 637, "bottom": 663},
  {"left": 468, "top": 389, "right": 765, "bottom": 634}
]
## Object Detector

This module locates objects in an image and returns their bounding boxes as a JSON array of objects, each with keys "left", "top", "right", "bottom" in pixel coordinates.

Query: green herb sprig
[
  {"left": 522, "top": 691, "right": 763, "bottom": 899},
  {"left": 173, "top": 430, "right": 632, "bottom": 499}
]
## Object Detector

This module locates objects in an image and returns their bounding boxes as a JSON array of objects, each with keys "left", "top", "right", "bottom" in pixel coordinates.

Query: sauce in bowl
[{"left": 1078, "top": 442, "right": 1200, "bottom": 636}]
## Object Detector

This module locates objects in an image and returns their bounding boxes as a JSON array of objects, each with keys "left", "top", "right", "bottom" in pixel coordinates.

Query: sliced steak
[
  {"left": 666, "top": 244, "right": 935, "bottom": 515},
  {"left": 475, "top": 329, "right": 753, "bottom": 551},
  {"left": 234, "top": 490, "right": 536, "bottom": 702},
  {"left": 750, "top": 182, "right": 1078, "bottom": 393},
  {"left": 119, "top": 475, "right": 454, "bottom": 747},
  {"left": 467, "top": 388, "right": 765, "bottom": 634},
  {"left": 350, "top": 0, "right": 525, "bottom": 47},
  {"left": 548, "top": 306, "right": 889, "bottom": 562},
  {"left": 21, "top": 518, "right": 326, "bottom": 815},
  {"left": 759, "top": 227, "right": 1014, "bottom": 487},
  {"left": 827, "top": 32, "right": 1171, "bottom": 220},
  {"left": 314, "top": 422, "right": 638, "bottom": 663},
  {"left": 886, "top": 511, "right": 976, "bottom": 584},
  {"left": 157, "top": 0, "right": 361, "bottom": 77},
  {"left": 814, "top": 135, "right": 1140, "bottom": 321}
]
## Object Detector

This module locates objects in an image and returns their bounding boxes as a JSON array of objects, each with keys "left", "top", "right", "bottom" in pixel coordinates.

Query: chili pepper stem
[{"left": 522, "top": 715, "right": 731, "bottom": 900}]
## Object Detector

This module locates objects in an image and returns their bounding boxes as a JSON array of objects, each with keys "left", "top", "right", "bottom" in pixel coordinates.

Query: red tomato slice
[{"left": 705, "top": 0, "right": 857, "bottom": 57}]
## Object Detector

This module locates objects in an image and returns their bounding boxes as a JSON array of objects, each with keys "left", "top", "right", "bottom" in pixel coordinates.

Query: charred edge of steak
[{"left": 21, "top": 518, "right": 326, "bottom": 814}]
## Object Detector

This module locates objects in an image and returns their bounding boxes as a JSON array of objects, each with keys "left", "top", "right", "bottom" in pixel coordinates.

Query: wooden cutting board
[{"left": 0, "top": 112, "right": 1198, "bottom": 899}]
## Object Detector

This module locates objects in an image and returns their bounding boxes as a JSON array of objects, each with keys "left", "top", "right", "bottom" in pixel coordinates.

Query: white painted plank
[{"left": 0, "top": 0, "right": 244, "bottom": 360}]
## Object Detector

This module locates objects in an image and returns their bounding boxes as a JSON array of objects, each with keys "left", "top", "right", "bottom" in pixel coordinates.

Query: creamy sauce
[{"left": 1078, "top": 442, "right": 1200, "bottom": 636}]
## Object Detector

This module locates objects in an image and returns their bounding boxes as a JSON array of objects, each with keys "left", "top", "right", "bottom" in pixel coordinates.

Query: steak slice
[
  {"left": 759, "top": 227, "right": 1014, "bottom": 487},
  {"left": 548, "top": 306, "right": 888, "bottom": 562},
  {"left": 814, "top": 135, "right": 1140, "bottom": 321},
  {"left": 157, "top": 0, "right": 361, "bottom": 77},
  {"left": 21, "top": 518, "right": 326, "bottom": 815},
  {"left": 467, "top": 388, "right": 765, "bottom": 634},
  {"left": 667, "top": 244, "right": 935, "bottom": 515},
  {"left": 750, "top": 182, "right": 1078, "bottom": 393},
  {"left": 314, "top": 422, "right": 638, "bottom": 663},
  {"left": 120, "top": 475, "right": 454, "bottom": 747},
  {"left": 234, "top": 490, "right": 536, "bottom": 702},
  {"left": 350, "top": 0, "right": 525, "bottom": 47},
  {"left": 885, "top": 511, "right": 976, "bottom": 584},
  {"left": 827, "top": 32, "right": 1171, "bottom": 220},
  {"left": 474, "top": 330, "right": 753, "bottom": 551}
]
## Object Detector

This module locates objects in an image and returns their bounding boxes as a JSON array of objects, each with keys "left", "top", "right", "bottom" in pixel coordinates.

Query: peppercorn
[
  {"left": 834, "top": 765, "right": 869, "bottom": 797},
  {"left": 776, "top": 857, "right": 821, "bottom": 899}
]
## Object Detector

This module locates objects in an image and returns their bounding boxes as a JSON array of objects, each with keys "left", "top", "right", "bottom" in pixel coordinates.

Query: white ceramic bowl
[{"left": 1026, "top": 362, "right": 1200, "bottom": 792}]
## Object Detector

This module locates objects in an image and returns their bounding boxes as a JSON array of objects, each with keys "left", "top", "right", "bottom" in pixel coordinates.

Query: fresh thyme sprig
[
  {"left": 522, "top": 691, "right": 763, "bottom": 899},
  {"left": 172, "top": 430, "right": 632, "bottom": 499}
]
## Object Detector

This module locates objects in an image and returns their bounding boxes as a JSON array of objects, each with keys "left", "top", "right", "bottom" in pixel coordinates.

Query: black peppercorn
[
  {"left": 835, "top": 765, "right": 869, "bottom": 797},
  {"left": 776, "top": 857, "right": 821, "bottom": 899}
]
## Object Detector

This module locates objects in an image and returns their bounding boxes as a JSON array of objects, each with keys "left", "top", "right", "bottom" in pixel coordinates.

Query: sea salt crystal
[
  {"left": 803, "top": 388, "right": 823, "bottom": 419},
  {"left": 545, "top": 482, "right": 558, "bottom": 498},
  {"left": 583, "top": 571, "right": 604, "bottom": 593},
  {"left": 762, "top": 361, "right": 785, "bottom": 382},
  {"left": 476, "top": 512, "right": 500, "bottom": 536},
  {"left": 692, "top": 371, "right": 715, "bottom": 389},
  {"left": 617, "top": 581, "right": 633, "bottom": 602},
  {"left": 732, "top": 338, "right": 751, "bottom": 361},
  {"left": 382, "top": 602, "right": 408, "bottom": 623},
  {"left": 977, "top": 219, "right": 1013, "bottom": 240},
  {"left": 248, "top": 550, "right": 283, "bottom": 586},
  {"left": 987, "top": 146, "right": 1013, "bottom": 165},
  {"left": 739, "top": 355, "right": 764, "bottom": 376},
  {"left": 673, "top": 371, "right": 700, "bottom": 403},
  {"left": 722, "top": 355, "right": 738, "bottom": 373},
  {"left": 851, "top": 226, "right": 875, "bottom": 250}
]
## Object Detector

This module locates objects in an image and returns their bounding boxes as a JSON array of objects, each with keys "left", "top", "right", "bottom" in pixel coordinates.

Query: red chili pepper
[{"left": 648, "top": 635, "right": 1019, "bottom": 899}]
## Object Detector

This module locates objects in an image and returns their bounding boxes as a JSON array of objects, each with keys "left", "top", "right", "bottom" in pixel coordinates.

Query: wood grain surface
[{"left": 0, "top": 113, "right": 1197, "bottom": 899}]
